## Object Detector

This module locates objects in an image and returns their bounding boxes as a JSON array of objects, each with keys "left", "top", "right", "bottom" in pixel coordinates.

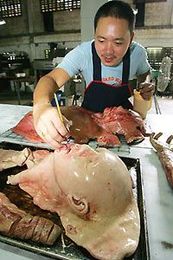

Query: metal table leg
[
  {"left": 14, "top": 81, "right": 21, "bottom": 105},
  {"left": 153, "top": 95, "right": 161, "bottom": 114}
]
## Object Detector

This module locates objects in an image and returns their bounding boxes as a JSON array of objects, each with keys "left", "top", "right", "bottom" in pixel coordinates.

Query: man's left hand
[{"left": 139, "top": 82, "right": 155, "bottom": 100}]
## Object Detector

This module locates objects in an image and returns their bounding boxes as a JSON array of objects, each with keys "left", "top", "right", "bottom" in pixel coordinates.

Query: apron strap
[
  {"left": 92, "top": 41, "right": 101, "bottom": 80},
  {"left": 92, "top": 41, "right": 130, "bottom": 83},
  {"left": 122, "top": 48, "right": 130, "bottom": 84}
]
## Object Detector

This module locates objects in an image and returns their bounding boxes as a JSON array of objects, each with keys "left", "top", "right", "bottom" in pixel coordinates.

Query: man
[{"left": 33, "top": 0, "right": 154, "bottom": 149}]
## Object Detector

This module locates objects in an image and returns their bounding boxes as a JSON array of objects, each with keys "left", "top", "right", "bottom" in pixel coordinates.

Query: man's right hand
[{"left": 33, "top": 103, "right": 70, "bottom": 149}]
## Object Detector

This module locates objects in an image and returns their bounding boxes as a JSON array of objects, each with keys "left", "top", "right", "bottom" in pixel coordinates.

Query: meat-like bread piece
[
  {"left": 0, "top": 148, "right": 50, "bottom": 172},
  {"left": 150, "top": 133, "right": 173, "bottom": 188},
  {"left": 0, "top": 192, "right": 61, "bottom": 245},
  {"left": 158, "top": 149, "right": 173, "bottom": 188},
  {"left": 11, "top": 112, "right": 43, "bottom": 143},
  {"left": 0, "top": 148, "right": 31, "bottom": 171},
  {"left": 11, "top": 105, "right": 146, "bottom": 147},
  {"left": 92, "top": 106, "right": 145, "bottom": 143}
]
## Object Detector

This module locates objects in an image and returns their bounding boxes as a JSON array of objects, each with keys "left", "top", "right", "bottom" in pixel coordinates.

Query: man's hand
[
  {"left": 139, "top": 81, "right": 155, "bottom": 100},
  {"left": 33, "top": 103, "right": 70, "bottom": 149}
]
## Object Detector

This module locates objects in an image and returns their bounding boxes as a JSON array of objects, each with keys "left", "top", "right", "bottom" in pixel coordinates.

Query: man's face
[{"left": 94, "top": 16, "right": 134, "bottom": 67}]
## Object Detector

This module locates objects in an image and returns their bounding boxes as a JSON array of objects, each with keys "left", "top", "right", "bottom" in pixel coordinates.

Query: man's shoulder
[
  {"left": 63, "top": 40, "right": 92, "bottom": 60},
  {"left": 130, "top": 41, "right": 146, "bottom": 53},
  {"left": 77, "top": 40, "right": 93, "bottom": 51}
]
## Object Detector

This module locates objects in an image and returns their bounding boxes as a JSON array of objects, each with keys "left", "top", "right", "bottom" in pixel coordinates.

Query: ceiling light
[
  {"left": 0, "top": 19, "right": 6, "bottom": 25},
  {"left": 147, "top": 47, "right": 162, "bottom": 51}
]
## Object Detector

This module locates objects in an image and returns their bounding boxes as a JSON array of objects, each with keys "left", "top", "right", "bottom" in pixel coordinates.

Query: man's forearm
[{"left": 33, "top": 75, "right": 59, "bottom": 106}]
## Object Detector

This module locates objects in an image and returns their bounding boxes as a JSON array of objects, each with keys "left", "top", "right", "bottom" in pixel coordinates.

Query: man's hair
[{"left": 94, "top": 0, "right": 135, "bottom": 34}]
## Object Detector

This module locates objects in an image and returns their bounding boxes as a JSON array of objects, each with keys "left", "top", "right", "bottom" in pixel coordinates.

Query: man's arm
[
  {"left": 33, "top": 68, "right": 71, "bottom": 149},
  {"left": 33, "top": 67, "right": 71, "bottom": 106}
]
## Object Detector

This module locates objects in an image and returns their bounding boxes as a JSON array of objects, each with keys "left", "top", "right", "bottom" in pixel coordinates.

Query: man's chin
[
  {"left": 101, "top": 58, "right": 122, "bottom": 67},
  {"left": 102, "top": 61, "right": 118, "bottom": 67}
]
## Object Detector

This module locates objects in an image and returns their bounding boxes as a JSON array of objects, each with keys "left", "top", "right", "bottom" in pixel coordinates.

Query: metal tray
[{"left": 0, "top": 142, "right": 150, "bottom": 260}]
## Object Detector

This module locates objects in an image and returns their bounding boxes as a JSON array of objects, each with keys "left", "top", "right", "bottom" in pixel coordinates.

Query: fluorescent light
[
  {"left": 147, "top": 47, "right": 162, "bottom": 51},
  {"left": 0, "top": 19, "right": 6, "bottom": 25}
]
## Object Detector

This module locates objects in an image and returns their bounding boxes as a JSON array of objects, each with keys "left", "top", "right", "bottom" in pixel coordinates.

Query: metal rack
[{"left": 0, "top": 129, "right": 51, "bottom": 149}]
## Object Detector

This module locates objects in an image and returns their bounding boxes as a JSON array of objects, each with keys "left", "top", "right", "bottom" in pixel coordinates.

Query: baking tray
[{"left": 0, "top": 142, "right": 150, "bottom": 260}]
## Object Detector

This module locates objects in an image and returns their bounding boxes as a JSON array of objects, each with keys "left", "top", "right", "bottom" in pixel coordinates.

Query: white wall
[
  {"left": 134, "top": 28, "right": 173, "bottom": 48},
  {"left": 81, "top": 0, "right": 173, "bottom": 48},
  {"left": 145, "top": 0, "right": 173, "bottom": 27},
  {"left": 1, "top": 0, "right": 173, "bottom": 60}
]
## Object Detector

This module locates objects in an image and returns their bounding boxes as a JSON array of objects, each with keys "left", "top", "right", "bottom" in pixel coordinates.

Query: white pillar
[{"left": 80, "top": 0, "right": 107, "bottom": 42}]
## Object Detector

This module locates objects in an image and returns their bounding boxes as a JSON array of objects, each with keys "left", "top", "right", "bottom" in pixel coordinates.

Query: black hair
[{"left": 94, "top": 0, "right": 135, "bottom": 33}]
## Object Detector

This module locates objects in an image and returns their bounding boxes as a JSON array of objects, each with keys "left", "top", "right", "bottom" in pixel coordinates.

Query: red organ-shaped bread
[
  {"left": 11, "top": 106, "right": 146, "bottom": 147},
  {"left": 0, "top": 192, "right": 61, "bottom": 245}
]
